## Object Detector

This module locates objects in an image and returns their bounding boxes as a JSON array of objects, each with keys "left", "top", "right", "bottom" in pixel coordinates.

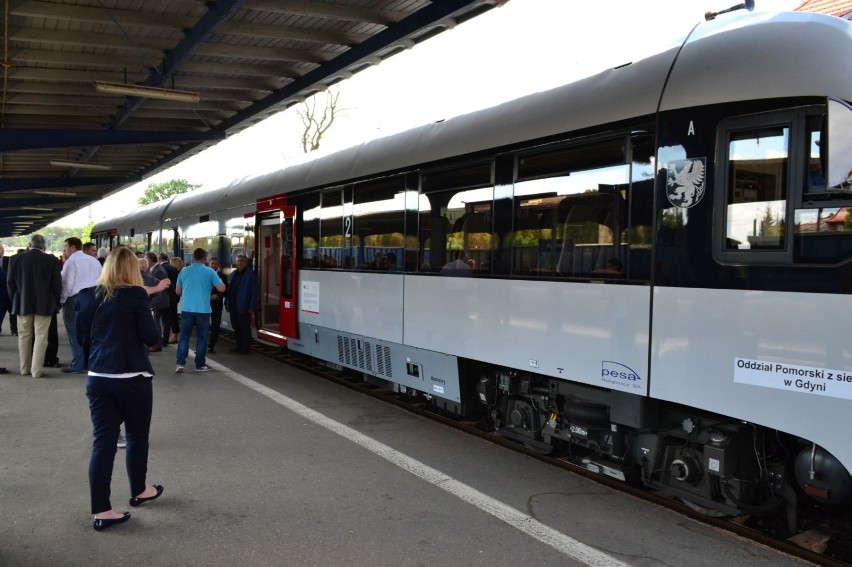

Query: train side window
[
  {"left": 716, "top": 106, "right": 852, "bottom": 265},
  {"left": 793, "top": 206, "right": 852, "bottom": 263},
  {"left": 353, "top": 175, "right": 405, "bottom": 271},
  {"left": 317, "top": 187, "right": 350, "bottom": 269},
  {"left": 794, "top": 113, "right": 852, "bottom": 264},
  {"left": 514, "top": 137, "right": 629, "bottom": 278},
  {"left": 289, "top": 192, "right": 320, "bottom": 269},
  {"left": 185, "top": 220, "right": 218, "bottom": 260},
  {"left": 420, "top": 162, "right": 493, "bottom": 274},
  {"left": 723, "top": 126, "right": 789, "bottom": 253}
]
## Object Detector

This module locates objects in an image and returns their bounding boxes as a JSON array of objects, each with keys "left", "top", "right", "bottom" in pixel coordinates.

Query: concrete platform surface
[{"left": 0, "top": 326, "right": 815, "bottom": 567}]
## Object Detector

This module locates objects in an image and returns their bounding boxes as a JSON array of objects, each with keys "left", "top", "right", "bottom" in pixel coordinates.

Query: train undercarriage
[{"left": 469, "top": 367, "right": 852, "bottom": 523}]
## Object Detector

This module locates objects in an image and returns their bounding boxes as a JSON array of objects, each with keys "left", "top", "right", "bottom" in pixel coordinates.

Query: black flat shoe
[
  {"left": 93, "top": 512, "right": 131, "bottom": 531},
  {"left": 129, "top": 484, "right": 164, "bottom": 507}
]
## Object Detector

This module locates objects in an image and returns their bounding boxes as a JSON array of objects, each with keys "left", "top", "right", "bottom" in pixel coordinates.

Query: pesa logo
[{"left": 601, "top": 361, "right": 641, "bottom": 382}]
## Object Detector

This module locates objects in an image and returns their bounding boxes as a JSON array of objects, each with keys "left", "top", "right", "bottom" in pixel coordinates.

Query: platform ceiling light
[
  {"left": 94, "top": 81, "right": 201, "bottom": 103},
  {"left": 49, "top": 159, "right": 112, "bottom": 171},
  {"left": 34, "top": 190, "right": 78, "bottom": 196},
  {"left": 22, "top": 206, "right": 53, "bottom": 211},
  {"left": 17, "top": 214, "right": 44, "bottom": 218}
]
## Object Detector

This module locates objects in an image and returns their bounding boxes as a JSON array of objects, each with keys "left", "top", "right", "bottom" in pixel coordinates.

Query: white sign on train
[
  {"left": 301, "top": 281, "right": 319, "bottom": 314},
  {"left": 734, "top": 358, "right": 852, "bottom": 400}
]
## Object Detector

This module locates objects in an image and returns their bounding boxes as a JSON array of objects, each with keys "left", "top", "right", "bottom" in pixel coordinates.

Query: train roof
[{"left": 95, "top": 10, "right": 852, "bottom": 236}]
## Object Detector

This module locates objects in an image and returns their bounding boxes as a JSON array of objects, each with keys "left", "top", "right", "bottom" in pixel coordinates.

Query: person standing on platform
[
  {"left": 76, "top": 246, "right": 168, "bottom": 532},
  {"left": 168, "top": 256, "right": 184, "bottom": 343},
  {"left": 83, "top": 242, "right": 98, "bottom": 258},
  {"left": 5, "top": 248, "right": 24, "bottom": 336},
  {"left": 7, "top": 234, "right": 61, "bottom": 378},
  {"left": 225, "top": 254, "right": 258, "bottom": 355},
  {"left": 174, "top": 248, "right": 225, "bottom": 373},
  {"left": 156, "top": 253, "right": 179, "bottom": 346},
  {"left": 60, "top": 237, "right": 102, "bottom": 374},
  {"left": 0, "top": 243, "right": 10, "bottom": 335},
  {"left": 145, "top": 252, "right": 170, "bottom": 351},
  {"left": 207, "top": 257, "right": 227, "bottom": 354}
]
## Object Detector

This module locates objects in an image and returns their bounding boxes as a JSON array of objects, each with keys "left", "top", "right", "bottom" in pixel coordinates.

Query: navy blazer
[
  {"left": 76, "top": 286, "right": 160, "bottom": 375},
  {"left": 0, "top": 263, "right": 10, "bottom": 309},
  {"left": 225, "top": 267, "right": 259, "bottom": 314}
]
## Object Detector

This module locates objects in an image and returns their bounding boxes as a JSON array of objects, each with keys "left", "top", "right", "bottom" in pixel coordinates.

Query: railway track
[{"left": 245, "top": 339, "right": 851, "bottom": 567}]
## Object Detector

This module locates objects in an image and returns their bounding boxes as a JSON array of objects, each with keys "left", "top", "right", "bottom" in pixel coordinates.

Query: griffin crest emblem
[{"left": 666, "top": 157, "right": 706, "bottom": 208}]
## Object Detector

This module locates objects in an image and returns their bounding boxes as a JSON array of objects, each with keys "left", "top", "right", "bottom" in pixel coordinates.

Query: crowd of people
[{"left": 1, "top": 235, "right": 259, "bottom": 531}]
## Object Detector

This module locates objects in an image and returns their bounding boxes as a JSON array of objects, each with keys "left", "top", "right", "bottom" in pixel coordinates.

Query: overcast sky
[{"left": 59, "top": 0, "right": 801, "bottom": 226}]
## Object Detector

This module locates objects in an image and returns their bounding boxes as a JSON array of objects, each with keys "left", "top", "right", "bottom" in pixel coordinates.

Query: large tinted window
[
  {"left": 420, "top": 163, "right": 493, "bottom": 275},
  {"left": 512, "top": 138, "right": 630, "bottom": 279},
  {"left": 352, "top": 175, "right": 406, "bottom": 270},
  {"left": 289, "top": 192, "right": 320, "bottom": 268}
]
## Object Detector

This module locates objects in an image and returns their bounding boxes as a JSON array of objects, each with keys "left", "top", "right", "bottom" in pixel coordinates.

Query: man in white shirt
[{"left": 61, "top": 237, "right": 102, "bottom": 373}]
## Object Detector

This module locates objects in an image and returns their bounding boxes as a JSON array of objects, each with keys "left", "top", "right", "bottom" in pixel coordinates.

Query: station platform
[{"left": 0, "top": 324, "right": 814, "bottom": 567}]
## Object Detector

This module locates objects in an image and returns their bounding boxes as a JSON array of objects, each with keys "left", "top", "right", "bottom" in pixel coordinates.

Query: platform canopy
[{"left": 0, "top": 0, "right": 504, "bottom": 237}]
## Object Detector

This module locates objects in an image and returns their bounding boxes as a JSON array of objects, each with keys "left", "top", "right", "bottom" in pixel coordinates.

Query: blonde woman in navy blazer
[{"left": 76, "top": 247, "right": 170, "bottom": 531}]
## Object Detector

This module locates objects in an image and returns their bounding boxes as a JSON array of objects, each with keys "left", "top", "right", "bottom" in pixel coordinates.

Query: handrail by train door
[{"left": 280, "top": 206, "right": 298, "bottom": 339}]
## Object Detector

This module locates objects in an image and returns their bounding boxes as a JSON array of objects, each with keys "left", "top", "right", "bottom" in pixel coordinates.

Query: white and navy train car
[{"left": 94, "top": 11, "right": 852, "bottom": 517}]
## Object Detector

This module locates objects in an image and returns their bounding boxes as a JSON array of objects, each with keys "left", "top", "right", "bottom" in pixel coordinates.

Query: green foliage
[
  {"left": 661, "top": 208, "right": 685, "bottom": 230},
  {"left": 844, "top": 208, "right": 852, "bottom": 231},
  {"left": 2, "top": 224, "right": 91, "bottom": 253},
  {"left": 759, "top": 204, "right": 784, "bottom": 237},
  {"left": 138, "top": 178, "right": 201, "bottom": 206},
  {"left": 81, "top": 220, "right": 94, "bottom": 242}
]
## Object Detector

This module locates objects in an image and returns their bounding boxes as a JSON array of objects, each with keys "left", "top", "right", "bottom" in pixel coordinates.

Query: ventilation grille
[
  {"left": 336, "top": 335, "right": 392, "bottom": 378},
  {"left": 376, "top": 344, "right": 392, "bottom": 378}
]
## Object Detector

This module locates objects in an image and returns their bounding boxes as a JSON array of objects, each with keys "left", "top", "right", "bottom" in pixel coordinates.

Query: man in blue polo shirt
[{"left": 175, "top": 248, "right": 225, "bottom": 373}]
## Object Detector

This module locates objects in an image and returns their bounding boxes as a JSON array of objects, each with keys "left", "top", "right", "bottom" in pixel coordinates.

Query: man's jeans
[
  {"left": 62, "top": 294, "right": 85, "bottom": 371},
  {"left": 176, "top": 311, "right": 210, "bottom": 369}
]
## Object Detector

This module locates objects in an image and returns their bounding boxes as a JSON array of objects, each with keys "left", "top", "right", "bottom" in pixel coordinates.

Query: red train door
[{"left": 256, "top": 206, "right": 298, "bottom": 344}]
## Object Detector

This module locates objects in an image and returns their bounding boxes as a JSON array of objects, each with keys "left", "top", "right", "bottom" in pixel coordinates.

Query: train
[{"left": 93, "top": 9, "right": 852, "bottom": 521}]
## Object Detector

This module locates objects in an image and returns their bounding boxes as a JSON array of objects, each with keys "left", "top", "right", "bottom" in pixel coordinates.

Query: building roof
[
  {"left": 795, "top": 0, "right": 852, "bottom": 18},
  {"left": 0, "top": 0, "right": 502, "bottom": 237}
]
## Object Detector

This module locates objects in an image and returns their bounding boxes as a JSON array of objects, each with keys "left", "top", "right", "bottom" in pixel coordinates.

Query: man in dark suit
[
  {"left": 207, "top": 256, "right": 227, "bottom": 354},
  {"left": 156, "top": 252, "right": 179, "bottom": 348},
  {"left": 225, "top": 254, "right": 258, "bottom": 354},
  {"left": 0, "top": 243, "right": 10, "bottom": 334},
  {"left": 1, "top": 245, "right": 20, "bottom": 336},
  {"left": 7, "top": 234, "right": 62, "bottom": 378}
]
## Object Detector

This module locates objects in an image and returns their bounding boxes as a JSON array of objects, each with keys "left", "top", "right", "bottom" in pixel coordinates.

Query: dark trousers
[
  {"left": 9, "top": 313, "right": 17, "bottom": 334},
  {"left": 169, "top": 305, "right": 179, "bottom": 334},
  {"left": 210, "top": 303, "right": 223, "bottom": 349},
  {"left": 230, "top": 311, "right": 252, "bottom": 353},
  {"left": 154, "top": 307, "right": 171, "bottom": 347},
  {"left": 62, "top": 295, "right": 85, "bottom": 371},
  {"left": 0, "top": 304, "right": 7, "bottom": 333},
  {"left": 40, "top": 314, "right": 59, "bottom": 365},
  {"left": 86, "top": 375, "right": 153, "bottom": 514}
]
